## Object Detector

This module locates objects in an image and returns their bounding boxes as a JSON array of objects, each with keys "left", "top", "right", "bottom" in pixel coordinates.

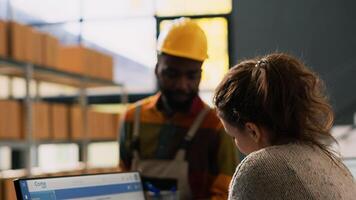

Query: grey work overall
[{"left": 129, "top": 105, "right": 209, "bottom": 199}]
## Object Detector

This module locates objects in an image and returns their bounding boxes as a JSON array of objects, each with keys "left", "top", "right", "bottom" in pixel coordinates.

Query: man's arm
[
  {"left": 119, "top": 116, "right": 133, "bottom": 171},
  {"left": 210, "top": 129, "right": 239, "bottom": 200}
]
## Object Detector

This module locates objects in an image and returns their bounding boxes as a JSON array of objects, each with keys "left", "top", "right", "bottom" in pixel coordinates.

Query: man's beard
[
  {"left": 162, "top": 90, "right": 197, "bottom": 111},
  {"left": 159, "top": 86, "right": 198, "bottom": 112}
]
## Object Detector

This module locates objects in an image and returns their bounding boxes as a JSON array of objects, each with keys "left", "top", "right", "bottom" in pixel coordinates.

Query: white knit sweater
[{"left": 229, "top": 143, "right": 356, "bottom": 200}]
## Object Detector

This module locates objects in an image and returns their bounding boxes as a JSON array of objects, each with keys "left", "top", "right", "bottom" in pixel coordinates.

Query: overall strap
[
  {"left": 133, "top": 104, "right": 142, "bottom": 139},
  {"left": 132, "top": 104, "right": 142, "bottom": 159},
  {"left": 175, "top": 106, "right": 210, "bottom": 161}
]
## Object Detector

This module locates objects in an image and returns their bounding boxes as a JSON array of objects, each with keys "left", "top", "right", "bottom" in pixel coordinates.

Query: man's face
[{"left": 156, "top": 54, "right": 203, "bottom": 110}]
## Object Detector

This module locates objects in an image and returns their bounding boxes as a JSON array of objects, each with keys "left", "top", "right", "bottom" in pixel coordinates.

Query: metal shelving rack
[{"left": 0, "top": 56, "right": 127, "bottom": 175}]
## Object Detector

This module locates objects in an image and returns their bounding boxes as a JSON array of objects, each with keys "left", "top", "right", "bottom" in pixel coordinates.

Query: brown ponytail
[{"left": 214, "top": 53, "right": 336, "bottom": 157}]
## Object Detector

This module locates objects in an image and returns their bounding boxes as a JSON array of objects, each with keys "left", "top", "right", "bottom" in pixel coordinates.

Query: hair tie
[{"left": 255, "top": 59, "right": 269, "bottom": 68}]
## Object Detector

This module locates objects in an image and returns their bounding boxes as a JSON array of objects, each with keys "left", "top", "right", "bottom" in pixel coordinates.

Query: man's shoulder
[{"left": 124, "top": 96, "right": 156, "bottom": 120}]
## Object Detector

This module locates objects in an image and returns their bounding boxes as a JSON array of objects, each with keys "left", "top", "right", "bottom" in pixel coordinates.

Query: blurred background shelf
[
  {"left": 0, "top": 57, "right": 122, "bottom": 88},
  {"left": 0, "top": 47, "right": 128, "bottom": 175},
  {"left": 0, "top": 139, "right": 118, "bottom": 149}
]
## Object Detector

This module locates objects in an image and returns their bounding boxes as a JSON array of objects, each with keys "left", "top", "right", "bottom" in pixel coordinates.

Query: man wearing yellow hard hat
[{"left": 119, "top": 18, "right": 238, "bottom": 199}]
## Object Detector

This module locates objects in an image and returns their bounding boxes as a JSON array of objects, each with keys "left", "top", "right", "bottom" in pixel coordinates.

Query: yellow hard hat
[{"left": 157, "top": 18, "right": 208, "bottom": 62}]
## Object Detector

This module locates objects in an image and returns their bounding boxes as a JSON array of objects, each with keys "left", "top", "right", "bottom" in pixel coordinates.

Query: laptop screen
[{"left": 14, "top": 171, "right": 145, "bottom": 200}]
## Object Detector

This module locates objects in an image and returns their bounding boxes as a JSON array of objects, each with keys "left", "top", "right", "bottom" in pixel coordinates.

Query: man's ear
[{"left": 245, "top": 122, "right": 261, "bottom": 143}]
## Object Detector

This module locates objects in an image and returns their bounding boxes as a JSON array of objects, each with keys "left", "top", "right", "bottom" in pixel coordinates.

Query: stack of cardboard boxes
[
  {"left": 0, "top": 100, "right": 118, "bottom": 141},
  {"left": 69, "top": 105, "right": 118, "bottom": 140},
  {"left": 0, "top": 20, "right": 7, "bottom": 57},
  {"left": 31, "top": 102, "right": 51, "bottom": 140},
  {"left": 2, "top": 21, "right": 59, "bottom": 67},
  {"left": 0, "top": 20, "right": 113, "bottom": 80},
  {"left": 41, "top": 33, "right": 59, "bottom": 68},
  {"left": 7, "top": 22, "right": 24, "bottom": 61},
  {"left": 87, "top": 111, "right": 118, "bottom": 140},
  {"left": 50, "top": 103, "right": 69, "bottom": 140},
  {"left": 69, "top": 105, "right": 85, "bottom": 140},
  {"left": 0, "top": 20, "right": 120, "bottom": 199},
  {"left": 0, "top": 20, "right": 118, "bottom": 140},
  {"left": 58, "top": 46, "right": 113, "bottom": 80},
  {"left": 0, "top": 100, "right": 22, "bottom": 140}
]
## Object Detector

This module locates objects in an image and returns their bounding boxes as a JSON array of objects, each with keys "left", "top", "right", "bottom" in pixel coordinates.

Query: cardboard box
[
  {"left": 112, "top": 114, "right": 119, "bottom": 139},
  {"left": 58, "top": 46, "right": 89, "bottom": 74},
  {"left": 40, "top": 33, "right": 50, "bottom": 66},
  {"left": 50, "top": 103, "right": 69, "bottom": 140},
  {"left": 0, "top": 169, "right": 27, "bottom": 200},
  {"left": 2, "top": 178, "right": 17, "bottom": 200},
  {"left": 50, "top": 35, "right": 59, "bottom": 68},
  {"left": 0, "top": 20, "right": 7, "bottom": 57},
  {"left": 41, "top": 33, "right": 59, "bottom": 68},
  {"left": 104, "top": 114, "right": 116, "bottom": 140},
  {"left": 90, "top": 52, "right": 113, "bottom": 80},
  {"left": 32, "top": 31, "right": 43, "bottom": 65},
  {"left": 87, "top": 111, "right": 102, "bottom": 140},
  {"left": 88, "top": 112, "right": 118, "bottom": 140},
  {"left": 23, "top": 25, "right": 36, "bottom": 63},
  {"left": 69, "top": 105, "right": 84, "bottom": 140},
  {"left": 101, "top": 53, "right": 114, "bottom": 80},
  {"left": 31, "top": 102, "right": 51, "bottom": 140},
  {"left": 87, "top": 110, "right": 97, "bottom": 139},
  {"left": 0, "top": 100, "right": 23, "bottom": 140},
  {"left": 86, "top": 48, "right": 96, "bottom": 78},
  {"left": 8, "top": 21, "right": 26, "bottom": 61},
  {"left": 57, "top": 46, "right": 114, "bottom": 79}
]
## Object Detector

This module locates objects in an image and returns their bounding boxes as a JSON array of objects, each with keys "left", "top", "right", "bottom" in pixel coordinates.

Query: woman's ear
[
  {"left": 245, "top": 122, "right": 261, "bottom": 143},
  {"left": 245, "top": 122, "right": 271, "bottom": 148}
]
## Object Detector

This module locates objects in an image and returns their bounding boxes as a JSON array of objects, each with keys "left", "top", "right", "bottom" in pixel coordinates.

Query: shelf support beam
[{"left": 24, "top": 63, "right": 36, "bottom": 175}]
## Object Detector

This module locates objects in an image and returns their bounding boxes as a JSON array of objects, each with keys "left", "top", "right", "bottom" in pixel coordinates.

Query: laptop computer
[{"left": 14, "top": 171, "right": 146, "bottom": 200}]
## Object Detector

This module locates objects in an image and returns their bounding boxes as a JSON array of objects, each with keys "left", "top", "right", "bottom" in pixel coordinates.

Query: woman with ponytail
[{"left": 214, "top": 53, "right": 356, "bottom": 200}]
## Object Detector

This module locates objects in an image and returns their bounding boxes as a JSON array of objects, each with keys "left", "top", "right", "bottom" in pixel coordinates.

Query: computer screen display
[{"left": 14, "top": 172, "right": 145, "bottom": 200}]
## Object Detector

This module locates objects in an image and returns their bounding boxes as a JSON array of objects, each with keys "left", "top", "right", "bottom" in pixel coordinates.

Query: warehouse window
[
  {"left": 82, "top": 0, "right": 157, "bottom": 69},
  {"left": 10, "top": 0, "right": 81, "bottom": 23},
  {"left": 83, "top": 0, "right": 155, "bottom": 19},
  {"left": 155, "top": 0, "right": 232, "bottom": 16},
  {"left": 8, "top": 0, "right": 157, "bottom": 93},
  {"left": 82, "top": 19, "right": 157, "bottom": 69},
  {"left": 159, "top": 17, "right": 229, "bottom": 91},
  {"left": 0, "top": 0, "right": 8, "bottom": 20},
  {"left": 156, "top": 0, "right": 232, "bottom": 105}
]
